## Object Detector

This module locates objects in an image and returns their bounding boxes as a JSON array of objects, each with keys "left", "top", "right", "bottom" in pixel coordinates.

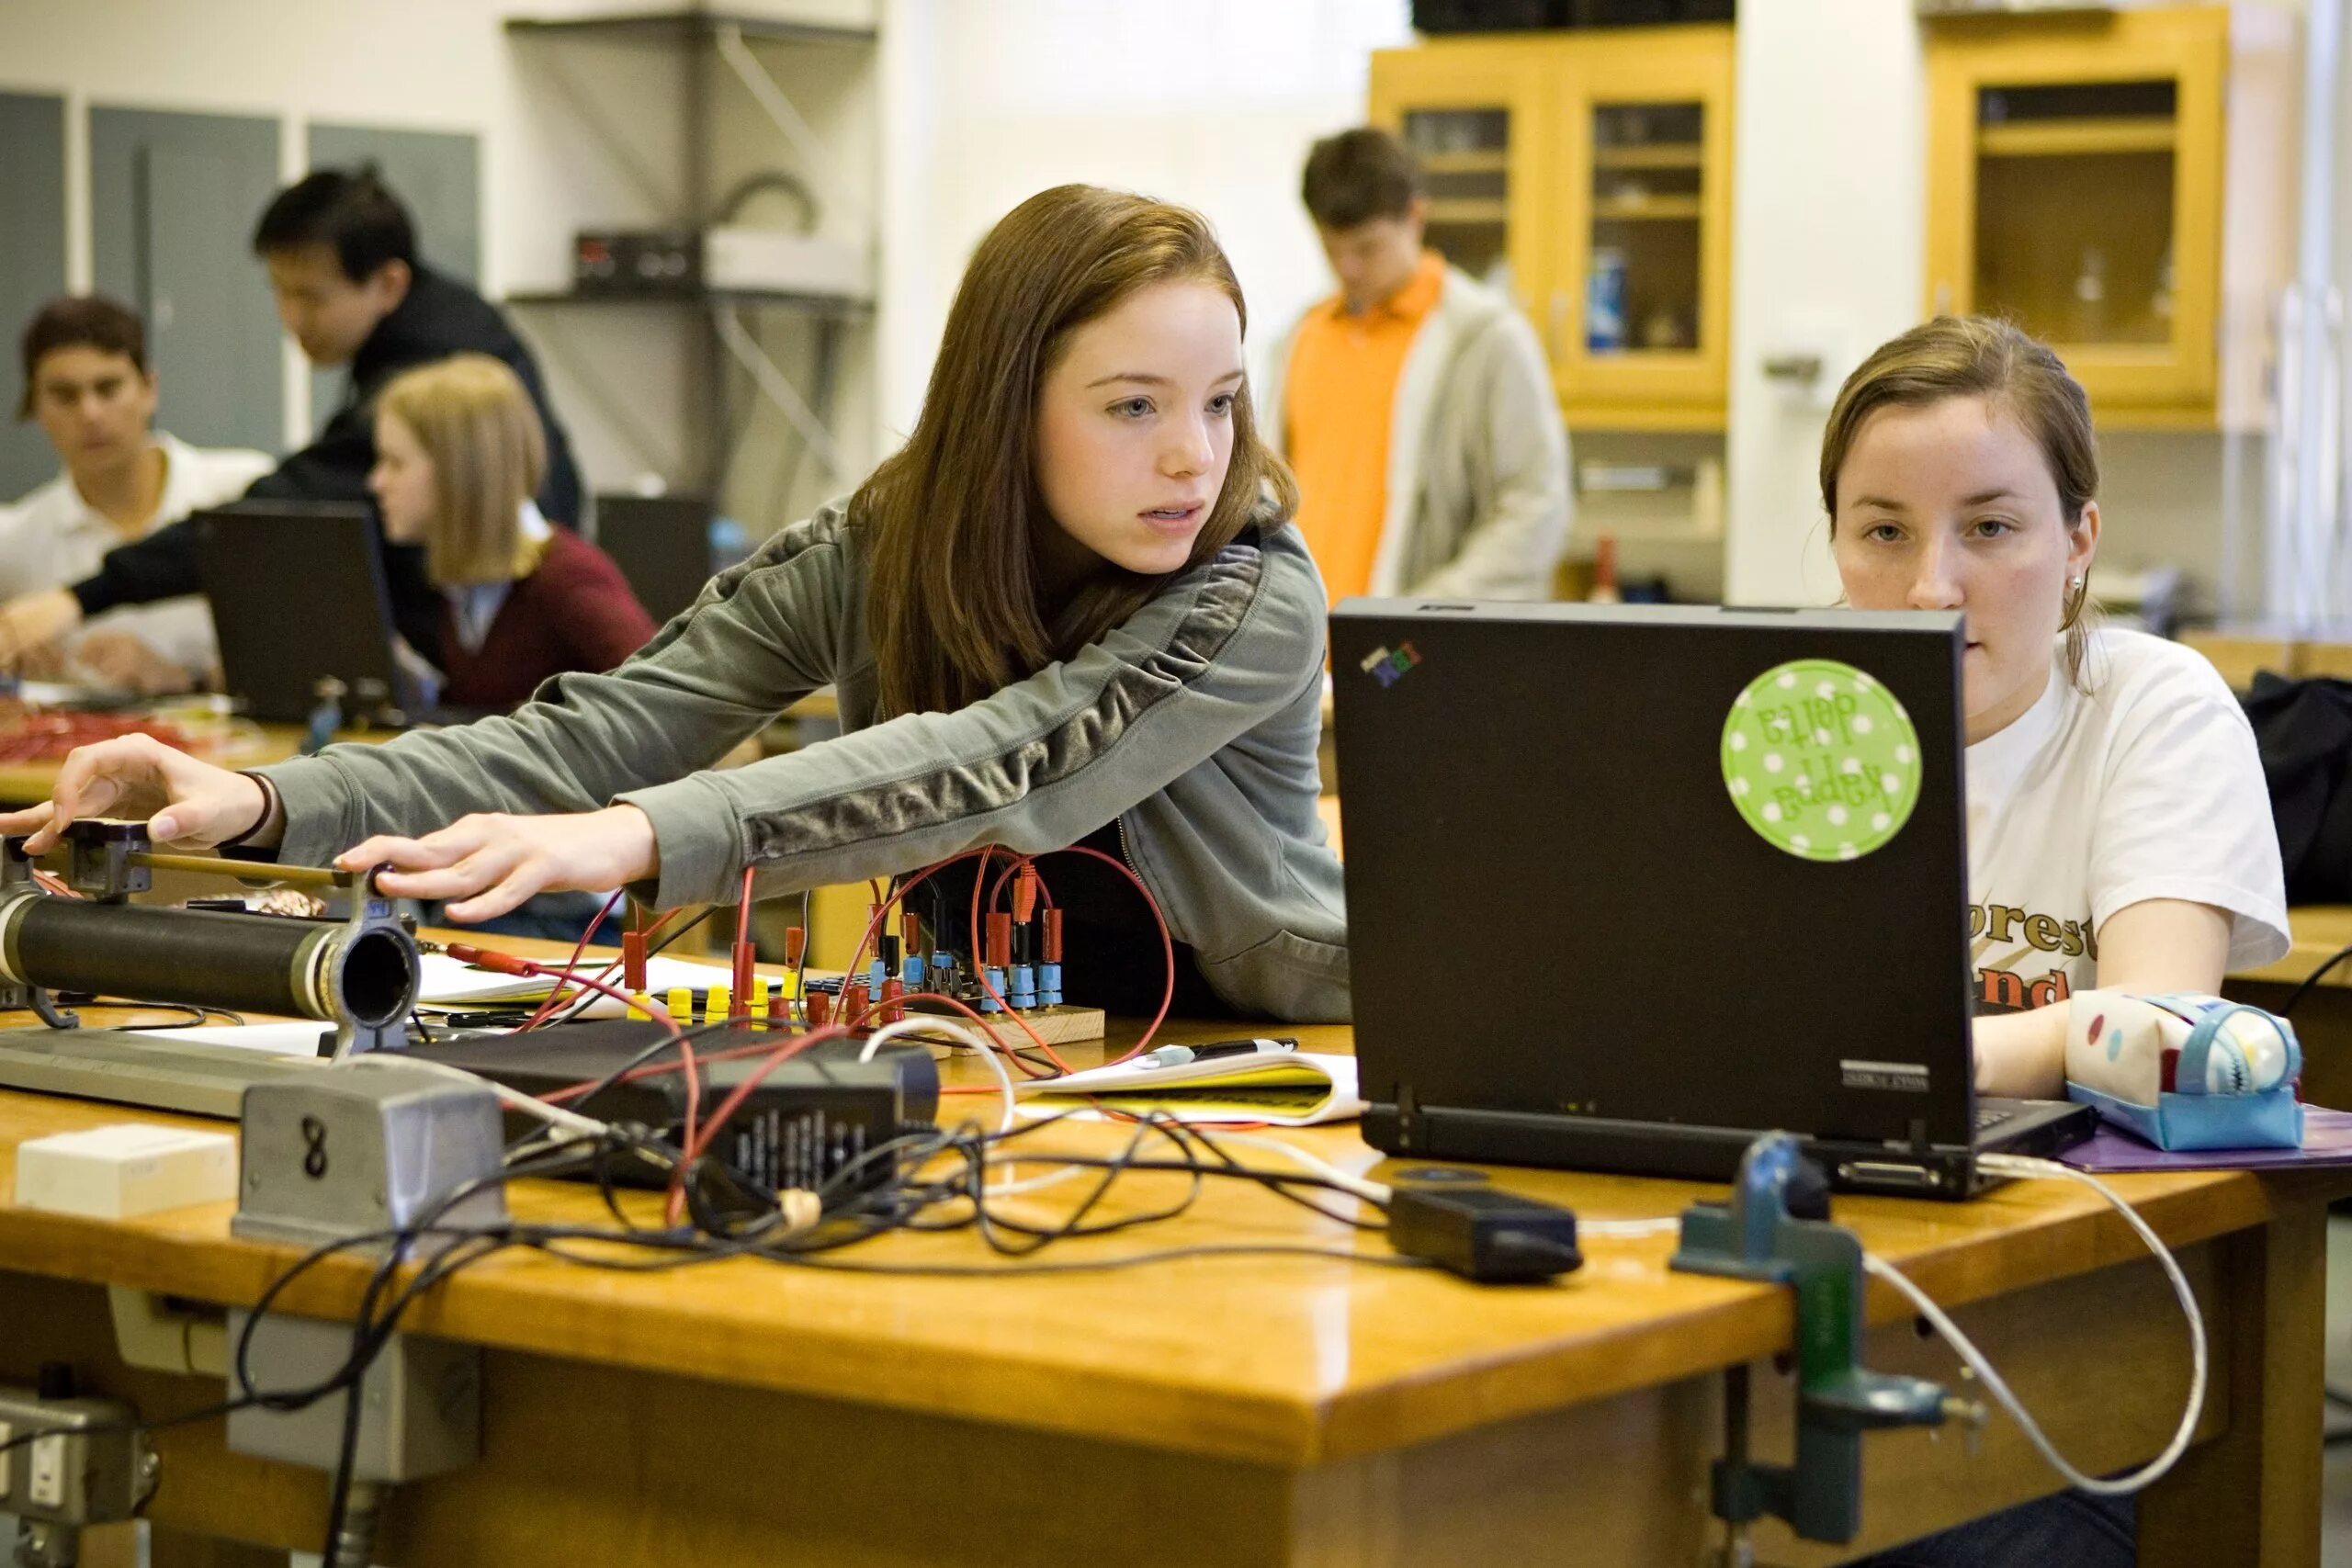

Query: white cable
[
  {"left": 1199, "top": 1130, "right": 1392, "bottom": 1206},
  {"left": 1580, "top": 1216, "right": 1683, "bottom": 1239},
  {"left": 1863, "top": 1152, "right": 2206, "bottom": 1496},
  {"left": 346, "top": 1054, "right": 610, "bottom": 1141},
  {"left": 860, "top": 1015, "right": 1015, "bottom": 1134}
]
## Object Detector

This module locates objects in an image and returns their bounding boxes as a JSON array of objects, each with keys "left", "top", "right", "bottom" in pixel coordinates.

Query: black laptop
[
  {"left": 1329, "top": 600, "right": 2093, "bottom": 1199},
  {"left": 195, "top": 501, "right": 432, "bottom": 725},
  {"left": 594, "top": 493, "right": 715, "bottom": 626}
]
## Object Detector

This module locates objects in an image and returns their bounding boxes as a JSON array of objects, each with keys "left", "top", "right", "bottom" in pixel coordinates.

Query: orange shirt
[{"left": 1283, "top": 252, "right": 1446, "bottom": 602}]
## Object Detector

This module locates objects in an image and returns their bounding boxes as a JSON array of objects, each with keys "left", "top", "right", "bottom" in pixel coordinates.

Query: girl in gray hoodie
[{"left": 2, "top": 186, "right": 1351, "bottom": 1021}]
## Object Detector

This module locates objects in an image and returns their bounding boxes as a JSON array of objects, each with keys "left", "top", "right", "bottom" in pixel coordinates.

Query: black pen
[{"left": 1136, "top": 1036, "right": 1298, "bottom": 1069}]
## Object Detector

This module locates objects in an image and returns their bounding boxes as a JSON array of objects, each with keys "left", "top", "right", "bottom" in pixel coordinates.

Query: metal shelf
[{"left": 503, "top": 11, "right": 875, "bottom": 45}]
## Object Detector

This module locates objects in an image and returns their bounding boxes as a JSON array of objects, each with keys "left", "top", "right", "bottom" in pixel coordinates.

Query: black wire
[{"left": 2279, "top": 942, "right": 2352, "bottom": 1019}]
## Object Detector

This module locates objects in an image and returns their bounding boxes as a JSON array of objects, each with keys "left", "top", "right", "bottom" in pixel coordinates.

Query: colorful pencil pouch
[{"left": 2064, "top": 989, "right": 2304, "bottom": 1151}]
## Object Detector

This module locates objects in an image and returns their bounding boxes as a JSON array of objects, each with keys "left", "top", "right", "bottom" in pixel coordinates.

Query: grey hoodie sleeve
[
  {"left": 256, "top": 513, "right": 851, "bottom": 870},
  {"left": 1408, "top": 310, "right": 1571, "bottom": 602},
  {"left": 616, "top": 529, "right": 1327, "bottom": 908}
]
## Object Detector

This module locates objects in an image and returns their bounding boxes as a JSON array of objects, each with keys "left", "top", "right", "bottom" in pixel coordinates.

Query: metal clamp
[{"left": 1670, "top": 1133, "right": 1974, "bottom": 1551}]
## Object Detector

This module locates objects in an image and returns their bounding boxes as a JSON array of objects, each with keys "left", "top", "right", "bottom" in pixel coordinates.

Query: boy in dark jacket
[{"left": 0, "top": 167, "right": 582, "bottom": 670}]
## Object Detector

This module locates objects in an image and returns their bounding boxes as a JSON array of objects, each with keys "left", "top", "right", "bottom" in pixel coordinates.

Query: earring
[{"left": 2070, "top": 576, "right": 2084, "bottom": 589}]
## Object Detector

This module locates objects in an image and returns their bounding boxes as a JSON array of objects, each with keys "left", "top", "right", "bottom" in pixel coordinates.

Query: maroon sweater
[{"left": 435, "top": 526, "right": 657, "bottom": 710}]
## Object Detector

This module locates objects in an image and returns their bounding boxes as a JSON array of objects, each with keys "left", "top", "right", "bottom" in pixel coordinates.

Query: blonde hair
[
  {"left": 1820, "top": 315, "right": 2101, "bottom": 688},
  {"left": 376, "top": 353, "right": 548, "bottom": 586}
]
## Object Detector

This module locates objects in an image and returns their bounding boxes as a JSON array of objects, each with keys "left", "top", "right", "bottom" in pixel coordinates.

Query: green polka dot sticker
[{"left": 1721, "top": 659, "right": 1921, "bottom": 863}]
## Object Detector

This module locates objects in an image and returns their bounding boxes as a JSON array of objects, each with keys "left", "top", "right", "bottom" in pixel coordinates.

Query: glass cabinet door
[
  {"left": 1970, "top": 81, "right": 2181, "bottom": 348},
  {"left": 1399, "top": 105, "right": 1517, "bottom": 293},
  {"left": 1926, "top": 8, "right": 2226, "bottom": 417},
  {"left": 1552, "top": 28, "right": 1735, "bottom": 429},
  {"left": 1584, "top": 99, "right": 1707, "bottom": 358},
  {"left": 1369, "top": 42, "right": 1552, "bottom": 323}
]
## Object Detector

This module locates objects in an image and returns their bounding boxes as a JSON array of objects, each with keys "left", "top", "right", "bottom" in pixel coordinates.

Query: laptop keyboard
[{"left": 1974, "top": 1104, "right": 2017, "bottom": 1133}]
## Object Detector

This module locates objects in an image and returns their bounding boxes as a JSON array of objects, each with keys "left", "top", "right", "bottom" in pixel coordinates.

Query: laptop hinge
[
  {"left": 1396, "top": 1082, "right": 1419, "bottom": 1150},
  {"left": 1907, "top": 1117, "right": 1931, "bottom": 1156}
]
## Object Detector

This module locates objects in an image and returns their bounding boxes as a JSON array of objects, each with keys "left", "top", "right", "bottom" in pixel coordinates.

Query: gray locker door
[
  {"left": 89, "top": 107, "right": 283, "bottom": 457},
  {"left": 139, "top": 142, "right": 285, "bottom": 461},
  {"left": 0, "top": 94, "right": 69, "bottom": 499},
  {"left": 305, "top": 123, "right": 481, "bottom": 432}
]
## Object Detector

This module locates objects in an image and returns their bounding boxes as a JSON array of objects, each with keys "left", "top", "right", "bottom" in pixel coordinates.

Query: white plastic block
[
  {"left": 15, "top": 1123, "right": 237, "bottom": 1219},
  {"left": 27, "top": 1433, "right": 62, "bottom": 1507}
]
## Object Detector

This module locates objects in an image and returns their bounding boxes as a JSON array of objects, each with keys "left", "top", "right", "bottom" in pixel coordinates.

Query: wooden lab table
[
  {"left": 2179, "top": 623, "right": 2352, "bottom": 691},
  {"left": 0, "top": 941, "right": 2339, "bottom": 1567},
  {"left": 2229, "top": 905, "right": 2352, "bottom": 1108}
]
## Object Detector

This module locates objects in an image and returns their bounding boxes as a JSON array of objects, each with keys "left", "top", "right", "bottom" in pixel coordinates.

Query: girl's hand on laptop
[
  {"left": 0, "top": 734, "right": 272, "bottom": 853},
  {"left": 338, "top": 806, "right": 660, "bottom": 924}
]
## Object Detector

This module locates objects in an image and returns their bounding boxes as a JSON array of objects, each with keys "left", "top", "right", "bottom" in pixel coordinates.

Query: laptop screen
[
  {"left": 195, "top": 501, "right": 413, "bottom": 725},
  {"left": 1330, "top": 600, "right": 1975, "bottom": 1155}
]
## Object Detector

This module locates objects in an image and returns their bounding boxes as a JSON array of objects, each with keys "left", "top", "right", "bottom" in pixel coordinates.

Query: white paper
[
  {"left": 124, "top": 1022, "right": 336, "bottom": 1055},
  {"left": 415, "top": 952, "right": 738, "bottom": 1008}
]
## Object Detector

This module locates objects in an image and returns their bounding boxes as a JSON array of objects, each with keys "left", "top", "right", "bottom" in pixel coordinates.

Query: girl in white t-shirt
[{"left": 1821, "top": 316, "right": 2288, "bottom": 1104}]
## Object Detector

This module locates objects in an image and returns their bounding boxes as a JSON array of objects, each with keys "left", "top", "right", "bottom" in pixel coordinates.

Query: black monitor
[
  {"left": 594, "top": 494, "right": 716, "bottom": 627},
  {"left": 195, "top": 501, "right": 422, "bottom": 725}
]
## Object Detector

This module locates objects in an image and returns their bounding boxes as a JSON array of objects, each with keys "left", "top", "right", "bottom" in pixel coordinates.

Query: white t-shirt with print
[
  {"left": 0, "top": 432, "right": 273, "bottom": 678},
  {"left": 1963, "top": 627, "right": 2289, "bottom": 1016}
]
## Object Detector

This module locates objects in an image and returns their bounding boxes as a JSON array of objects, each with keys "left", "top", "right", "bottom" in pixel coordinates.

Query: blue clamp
[{"left": 1669, "top": 1133, "right": 1979, "bottom": 1547}]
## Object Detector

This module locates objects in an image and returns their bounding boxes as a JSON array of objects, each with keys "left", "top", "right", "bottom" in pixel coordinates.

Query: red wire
[
  {"left": 516, "top": 891, "right": 623, "bottom": 1030},
  {"left": 829, "top": 849, "right": 1066, "bottom": 1068},
  {"left": 514, "top": 902, "right": 686, "bottom": 1032},
  {"left": 965, "top": 849, "right": 1069, "bottom": 1071}
]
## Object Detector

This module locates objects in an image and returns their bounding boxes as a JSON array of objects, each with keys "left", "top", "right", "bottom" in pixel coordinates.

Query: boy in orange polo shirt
[{"left": 1263, "top": 128, "right": 1569, "bottom": 602}]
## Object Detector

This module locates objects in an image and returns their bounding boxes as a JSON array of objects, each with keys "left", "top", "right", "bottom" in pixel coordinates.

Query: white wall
[
  {"left": 1721, "top": 0, "right": 1926, "bottom": 607},
  {"left": 873, "top": 0, "right": 1413, "bottom": 445}
]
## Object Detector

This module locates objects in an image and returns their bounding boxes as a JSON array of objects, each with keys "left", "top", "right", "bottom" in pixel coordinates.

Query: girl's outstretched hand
[{"left": 338, "top": 805, "right": 661, "bottom": 922}]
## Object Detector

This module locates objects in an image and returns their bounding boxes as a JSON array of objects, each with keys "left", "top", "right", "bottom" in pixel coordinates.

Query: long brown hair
[
  {"left": 859, "top": 185, "right": 1296, "bottom": 717},
  {"left": 1820, "top": 315, "right": 2101, "bottom": 684}
]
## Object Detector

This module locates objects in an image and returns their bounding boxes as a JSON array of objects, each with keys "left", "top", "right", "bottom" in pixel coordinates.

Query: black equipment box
[{"left": 408, "top": 1022, "right": 939, "bottom": 1201}]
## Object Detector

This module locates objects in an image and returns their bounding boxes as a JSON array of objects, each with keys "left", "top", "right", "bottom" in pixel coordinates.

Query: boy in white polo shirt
[{"left": 1, "top": 296, "right": 270, "bottom": 692}]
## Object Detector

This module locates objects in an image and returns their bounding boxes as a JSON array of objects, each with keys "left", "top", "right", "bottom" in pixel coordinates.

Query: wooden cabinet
[
  {"left": 1368, "top": 39, "right": 1554, "bottom": 337},
  {"left": 1371, "top": 25, "right": 1736, "bottom": 432},
  {"left": 1924, "top": 5, "right": 2297, "bottom": 429}
]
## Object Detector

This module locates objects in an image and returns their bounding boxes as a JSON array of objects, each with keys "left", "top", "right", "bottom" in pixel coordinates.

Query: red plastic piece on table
[{"left": 731, "top": 941, "right": 756, "bottom": 1020}]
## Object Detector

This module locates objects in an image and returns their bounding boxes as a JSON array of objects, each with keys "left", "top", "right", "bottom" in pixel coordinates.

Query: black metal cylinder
[{"left": 0, "top": 893, "right": 416, "bottom": 1026}]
